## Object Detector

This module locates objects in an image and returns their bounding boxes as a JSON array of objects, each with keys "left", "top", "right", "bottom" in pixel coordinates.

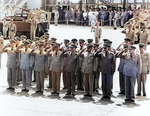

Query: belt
[{"left": 9, "top": 30, "right": 14, "bottom": 32}]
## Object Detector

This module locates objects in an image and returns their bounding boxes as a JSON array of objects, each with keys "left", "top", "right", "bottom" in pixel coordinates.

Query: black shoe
[
  {"left": 130, "top": 99, "right": 135, "bottom": 102},
  {"left": 77, "top": 88, "right": 84, "bottom": 91},
  {"left": 32, "top": 80, "right": 36, "bottom": 82},
  {"left": 136, "top": 93, "right": 141, "bottom": 96},
  {"left": 65, "top": 93, "right": 71, "bottom": 95},
  {"left": 102, "top": 96, "right": 107, "bottom": 99},
  {"left": 36, "top": 91, "right": 41, "bottom": 93},
  {"left": 84, "top": 94, "right": 89, "bottom": 97},
  {"left": 22, "top": 89, "right": 26, "bottom": 91},
  {"left": 106, "top": 96, "right": 110, "bottom": 99},
  {"left": 88, "top": 95, "right": 92, "bottom": 97},
  {"left": 25, "top": 89, "right": 29, "bottom": 92},
  {"left": 63, "top": 87, "right": 67, "bottom": 89},
  {"left": 72, "top": 93, "right": 75, "bottom": 96},
  {"left": 119, "top": 92, "right": 125, "bottom": 95},
  {"left": 114, "top": 28, "right": 117, "bottom": 30},
  {"left": 56, "top": 92, "right": 60, "bottom": 95},
  {"left": 7, "top": 87, "right": 14, "bottom": 90},
  {"left": 143, "top": 93, "right": 146, "bottom": 96},
  {"left": 47, "top": 86, "right": 52, "bottom": 88},
  {"left": 125, "top": 99, "right": 130, "bottom": 102},
  {"left": 91, "top": 30, "right": 92, "bottom": 32},
  {"left": 51, "top": 92, "right": 56, "bottom": 94},
  {"left": 40, "top": 91, "right": 43, "bottom": 94},
  {"left": 95, "top": 90, "right": 99, "bottom": 92}
]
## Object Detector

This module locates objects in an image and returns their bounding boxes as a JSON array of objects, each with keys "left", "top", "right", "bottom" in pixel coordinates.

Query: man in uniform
[
  {"left": 81, "top": 44, "right": 95, "bottom": 97},
  {"left": 9, "top": 19, "right": 17, "bottom": 39},
  {"left": 61, "top": 39, "right": 70, "bottom": 89},
  {"left": 122, "top": 45, "right": 141, "bottom": 102},
  {"left": 63, "top": 44, "right": 77, "bottom": 96},
  {"left": 76, "top": 39, "right": 86, "bottom": 90},
  {"left": 113, "top": 11, "right": 118, "bottom": 30},
  {"left": 53, "top": 8, "right": 59, "bottom": 26},
  {"left": 94, "top": 22, "right": 102, "bottom": 43},
  {"left": 96, "top": 43, "right": 116, "bottom": 99},
  {"left": 93, "top": 43, "right": 100, "bottom": 92},
  {"left": 49, "top": 43, "right": 62, "bottom": 94},
  {"left": 2, "top": 39, "right": 17, "bottom": 90},
  {"left": 40, "top": 11, "right": 46, "bottom": 22},
  {"left": 33, "top": 41, "right": 46, "bottom": 93},
  {"left": 47, "top": 10, "right": 51, "bottom": 29},
  {"left": 16, "top": 41, "right": 34, "bottom": 92},
  {"left": 136, "top": 43, "right": 150, "bottom": 96},
  {"left": 30, "top": 16, "right": 37, "bottom": 40},
  {"left": 122, "top": 25, "right": 135, "bottom": 44}
]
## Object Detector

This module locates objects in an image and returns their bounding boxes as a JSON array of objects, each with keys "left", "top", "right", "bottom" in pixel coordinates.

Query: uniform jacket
[
  {"left": 94, "top": 26, "right": 102, "bottom": 38},
  {"left": 6, "top": 49, "right": 17, "bottom": 69},
  {"left": 34, "top": 54, "right": 46, "bottom": 72},
  {"left": 81, "top": 51, "right": 95, "bottom": 74},
  {"left": 98, "top": 50, "right": 116, "bottom": 75},
  {"left": 49, "top": 51, "right": 63, "bottom": 72},
  {"left": 62, "top": 51, "right": 77, "bottom": 73},
  {"left": 140, "top": 51, "right": 150, "bottom": 73},
  {"left": 123, "top": 53, "right": 141, "bottom": 77}
]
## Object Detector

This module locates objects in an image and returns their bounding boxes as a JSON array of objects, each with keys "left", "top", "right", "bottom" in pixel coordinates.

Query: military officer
[
  {"left": 14, "top": 37, "right": 22, "bottom": 82},
  {"left": 2, "top": 39, "right": 17, "bottom": 90},
  {"left": 30, "top": 16, "right": 37, "bottom": 40},
  {"left": 137, "top": 25, "right": 148, "bottom": 50},
  {"left": 93, "top": 43, "right": 100, "bottom": 92},
  {"left": 87, "top": 39, "right": 93, "bottom": 44},
  {"left": 122, "top": 45, "right": 141, "bottom": 102},
  {"left": 94, "top": 22, "right": 102, "bottom": 44},
  {"left": 3, "top": 18, "right": 8, "bottom": 38},
  {"left": 40, "top": 11, "right": 46, "bottom": 22},
  {"left": 47, "top": 10, "right": 51, "bottom": 29},
  {"left": 113, "top": 11, "right": 118, "bottom": 30},
  {"left": 49, "top": 43, "right": 62, "bottom": 94},
  {"left": 122, "top": 25, "right": 135, "bottom": 44},
  {"left": 8, "top": 19, "right": 17, "bottom": 39},
  {"left": 81, "top": 44, "right": 95, "bottom": 97},
  {"left": 53, "top": 8, "right": 59, "bottom": 26},
  {"left": 76, "top": 39, "right": 86, "bottom": 90},
  {"left": 0, "top": 35, "right": 4, "bottom": 69},
  {"left": 61, "top": 39, "right": 70, "bottom": 89},
  {"left": 136, "top": 43, "right": 150, "bottom": 96},
  {"left": 33, "top": 41, "right": 46, "bottom": 93},
  {"left": 62, "top": 44, "right": 77, "bottom": 96},
  {"left": 96, "top": 43, "right": 116, "bottom": 99},
  {"left": 16, "top": 41, "right": 34, "bottom": 92}
]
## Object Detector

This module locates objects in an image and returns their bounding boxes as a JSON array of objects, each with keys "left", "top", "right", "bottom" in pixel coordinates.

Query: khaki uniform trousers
[
  {"left": 137, "top": 74, "right": 147, "bottom": 94},
  {"left": 95, "top": 37, "right": 100, "bottom": 44},
  {"left": 52, "top": 71, "right": 61, "bottom": 93},
  {"left": 3, "top": 27, "right": 8, "bottom": 38},
  {"left": 54, "top": 16, "right": 59, "bottom": 25},
  {"left": 9, "top": 31, "right": 15, "bottom": 39},
  {"left": 66, "top": 72, "right": 76, "bottom": 93},
  {"left": 30, "top": 26, "right": 36, "bottom": 39},
  {"left": 36, "top": 71, "right": 45, "bottom": 91},
  {"left": 84, "top": 73, "right": 94, "bottom": 96}
]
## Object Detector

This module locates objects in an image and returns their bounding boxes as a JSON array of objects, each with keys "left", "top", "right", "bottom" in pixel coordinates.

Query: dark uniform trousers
[
  {"left": 84, "top": 74, "right": 94, "bottom": 96},
  {"left": 52, "top": 72, "right": 61, "bottom": 93},
  {"left": 125, "top": 76, "right": 136, "bottom": 99},
  {"left": 49, "top": 71, "right": 52, "bottom": 87},
  {"left": 102, "top": 73, "right": 112, "bottom": 97},
  {"left": 66, "top": 72, "right": 76, "bottom": 93},
  {"left": 119, "top": 72, "right": 125, "bottom": 93},
  {"left": 63, "top": 71, "right": 67, "bottom": 88},
  {"left": 77, "top": 68, "right": 84, "bottom": 89},
  {"left": 36, "top": 71, "right": 45, "bottom": 91},
  {"left": 93, "top": 71, "right": 100, "bottom": 90},
  {"left": 7, "top": 68, "right": 16, "bottom": 87}
]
